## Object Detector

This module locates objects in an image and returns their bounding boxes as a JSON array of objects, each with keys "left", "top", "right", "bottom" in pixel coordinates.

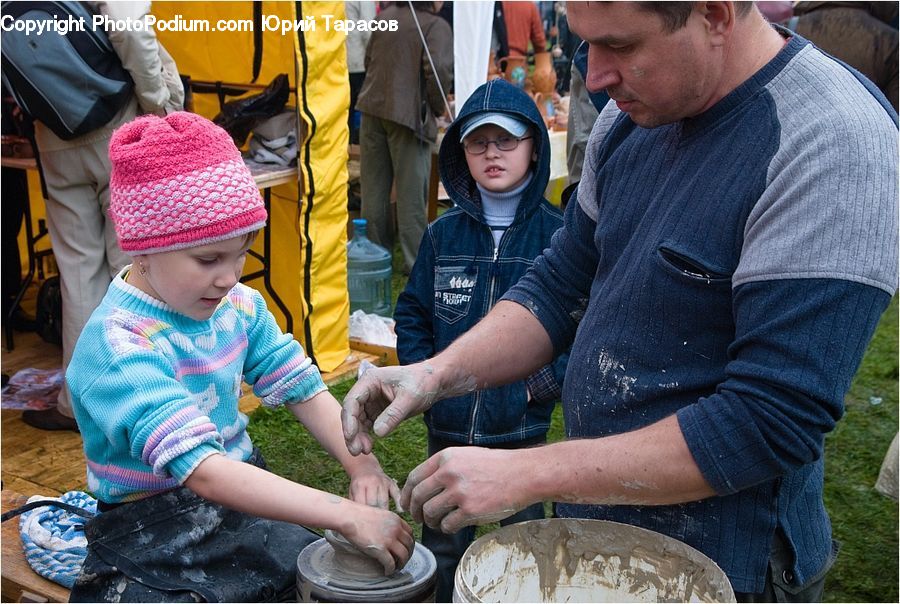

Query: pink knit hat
[{"left": 109, "top": 112, "right": 267, "bottom": 255}]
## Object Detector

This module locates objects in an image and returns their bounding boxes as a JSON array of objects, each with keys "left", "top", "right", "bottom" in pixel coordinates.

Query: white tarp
[{"left": 452, "top": 1, "right": 494, "bottom": 115}]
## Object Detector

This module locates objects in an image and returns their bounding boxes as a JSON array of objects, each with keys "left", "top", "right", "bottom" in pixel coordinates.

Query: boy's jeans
[{"left": 422, "top": 434, "right": 547, "bottom": 603}]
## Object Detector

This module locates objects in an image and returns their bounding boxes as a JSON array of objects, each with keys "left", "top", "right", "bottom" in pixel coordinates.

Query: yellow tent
[{"left": 153, "top": 1, "right": 351, "bottom": 371}]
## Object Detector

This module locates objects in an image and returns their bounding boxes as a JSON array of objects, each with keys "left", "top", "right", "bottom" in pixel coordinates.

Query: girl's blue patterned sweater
[{"left": 67, "top": 271, "right": 326, "bottom": 504}]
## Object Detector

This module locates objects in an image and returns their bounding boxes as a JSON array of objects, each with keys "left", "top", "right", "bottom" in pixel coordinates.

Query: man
[
  {"left": 356, "top": 1, "right": 453, "bottom": 274},
  {"left": 501, "top": 0, "right": 547, "bottom": 58},
  {"left": 342, "top": 2, "right": 898, "bottom": 600},
  {"left": 344, "top": 0, "right": 376, "bottom": 145}
]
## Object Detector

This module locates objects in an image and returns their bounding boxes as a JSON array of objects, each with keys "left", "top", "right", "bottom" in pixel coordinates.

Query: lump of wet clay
[{"left": 324, "top": 529, "right": 386, "bottom": 578}]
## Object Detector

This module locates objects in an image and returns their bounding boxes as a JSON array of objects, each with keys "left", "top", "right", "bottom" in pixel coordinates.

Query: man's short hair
[{"left": 638, "top": 2, "right": 755, "bottom": 32}]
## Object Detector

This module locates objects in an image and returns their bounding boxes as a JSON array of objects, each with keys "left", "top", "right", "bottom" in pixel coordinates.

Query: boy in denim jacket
[{"left": 394, "top": 79, "right": 567, "bottom": 601}]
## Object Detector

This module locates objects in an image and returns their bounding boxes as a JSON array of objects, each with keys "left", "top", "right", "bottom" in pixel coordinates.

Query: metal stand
[
  {"left": 3, "top": 156, "right": 53, "bottom": 352},
  {"left": 240, "top": 185, "right": 294, "bottom": 335}
]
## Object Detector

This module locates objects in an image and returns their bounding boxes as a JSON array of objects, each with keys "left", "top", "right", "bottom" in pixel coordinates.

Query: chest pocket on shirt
[
  {"left": 434, "top": 266, "right": 477, "bottom": 324},
  {"left": 657, "top": 245, "right": 732, "bottom": 287}
]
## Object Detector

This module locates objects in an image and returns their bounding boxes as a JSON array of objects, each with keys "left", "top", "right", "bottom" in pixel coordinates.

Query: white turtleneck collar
[{"left": 476, "top": 172, "right": 533, "bottom": 248}]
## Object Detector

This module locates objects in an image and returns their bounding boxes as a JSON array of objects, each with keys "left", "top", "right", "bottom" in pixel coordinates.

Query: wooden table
[{"left": 0, "top": 156, "right": 37, "bottom": 171}]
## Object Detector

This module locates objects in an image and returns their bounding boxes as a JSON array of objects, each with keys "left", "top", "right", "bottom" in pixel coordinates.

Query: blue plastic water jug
[{"left": 347, "top": 219, "right": 392, "bottom": 316}]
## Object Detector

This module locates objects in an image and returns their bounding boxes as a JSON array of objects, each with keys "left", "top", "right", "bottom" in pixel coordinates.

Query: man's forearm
[
  {"left": 402, "top": 414, "right": 718, "bottom": 533},
  {"left": 521, "top": 415, "right": 715, "bottom": 507},
  {"left": 432, "top": 300, "right": 554, "bottom": 397}
]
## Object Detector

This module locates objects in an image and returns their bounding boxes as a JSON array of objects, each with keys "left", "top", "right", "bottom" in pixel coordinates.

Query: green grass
[
  {"left": 248, "top": 258, "right": 898, "bottom": 601},
  {"left": 822, "top": 296, "right": 898, "bottom": 603},
  {"left": 247, "top": 379, "right": 429, "bottom": 540}
]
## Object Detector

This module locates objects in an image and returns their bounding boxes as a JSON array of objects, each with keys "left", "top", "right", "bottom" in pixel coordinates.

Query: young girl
[{"left": 66, "top": 112, "right": 413, "bottom": 602}]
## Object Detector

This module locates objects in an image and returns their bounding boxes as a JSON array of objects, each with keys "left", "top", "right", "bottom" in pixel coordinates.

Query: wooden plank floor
[{"left": 1, "top": 282, "right": 378, "bottom": 497}]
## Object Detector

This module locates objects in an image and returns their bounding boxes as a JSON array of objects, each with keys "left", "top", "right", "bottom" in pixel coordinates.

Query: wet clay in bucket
[{"left": 453, "top": 519, "right": 735, "bottom": 603}]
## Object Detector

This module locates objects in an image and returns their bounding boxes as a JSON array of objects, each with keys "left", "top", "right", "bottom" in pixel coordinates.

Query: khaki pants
[
  {"left": 37, "top": 125, "right": 130, "bottom": 416},
  {"left": 359, "top": 114, "right": 431, "bottom": 273}
]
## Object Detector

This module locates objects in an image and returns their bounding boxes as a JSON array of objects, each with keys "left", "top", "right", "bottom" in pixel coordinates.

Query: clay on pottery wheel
[{"left": 324, "top": 529, "right": 385, "bottom": 578}]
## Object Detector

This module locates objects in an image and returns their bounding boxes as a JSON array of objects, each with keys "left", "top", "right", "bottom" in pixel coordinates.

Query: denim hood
[
  {"left": 440, "top": 79, "right": 551, "bottom": 224},
  {"left": 396, "top": 80, "right": 567, "bottom": 445}
]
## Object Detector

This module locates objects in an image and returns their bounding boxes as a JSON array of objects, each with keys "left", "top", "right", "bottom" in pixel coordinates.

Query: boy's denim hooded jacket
[{"left": 394, "top": 79, "right": 567, "bottom": 445}]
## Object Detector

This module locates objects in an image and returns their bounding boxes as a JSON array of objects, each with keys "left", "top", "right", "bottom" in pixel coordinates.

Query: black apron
[{"left": 70, "top": 449, "right": 319, "bottom": 602}]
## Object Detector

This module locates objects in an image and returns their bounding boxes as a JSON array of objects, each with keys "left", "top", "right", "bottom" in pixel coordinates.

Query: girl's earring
[{"left": 139, "top": 262, "right": 147, "bottom": 276}]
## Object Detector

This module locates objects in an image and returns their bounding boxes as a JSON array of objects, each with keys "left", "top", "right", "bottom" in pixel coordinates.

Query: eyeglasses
[{"left": 463, "top": 135, "right": 533, "bottom": 155}]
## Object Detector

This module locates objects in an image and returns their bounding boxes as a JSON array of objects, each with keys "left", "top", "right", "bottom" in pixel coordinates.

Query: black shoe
[{"left": 21, "top": 407, "right": 80, "bottom": 432}]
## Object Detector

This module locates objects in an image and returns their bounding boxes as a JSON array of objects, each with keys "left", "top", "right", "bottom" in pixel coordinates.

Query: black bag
[
  {"left": 36, "top": 275, "right": 62, "bottom": 345},
  {"left": 0, "top": 1, "right": 134, "bottom": 140},
  {"left": 213, "top": 74, "right": 289, "bottom": 147}
]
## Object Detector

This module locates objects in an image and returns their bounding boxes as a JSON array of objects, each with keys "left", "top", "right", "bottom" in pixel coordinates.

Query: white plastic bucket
[{"left": 453, "top": 519, "right": 735, "bottom": 603}]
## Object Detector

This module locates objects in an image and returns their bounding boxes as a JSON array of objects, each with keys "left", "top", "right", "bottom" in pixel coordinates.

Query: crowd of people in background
[
  {"left": 345, "top": 0, "right": 898, "bottom": 241},
  {"left": 345, "top": 1, "right": 897, "bottom": 122},
  {"left": 11, "top": 0, "right": 894, "bottom": 344}
]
